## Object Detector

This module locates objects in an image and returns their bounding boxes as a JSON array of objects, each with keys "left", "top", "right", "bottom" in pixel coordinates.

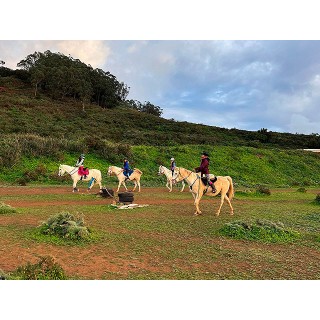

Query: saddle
[
  {"left": 78, "top": 166, "right": 89, "bottom": 176},
  {"left": 201, "top": 176, "right": 217, "bottom": 186}
]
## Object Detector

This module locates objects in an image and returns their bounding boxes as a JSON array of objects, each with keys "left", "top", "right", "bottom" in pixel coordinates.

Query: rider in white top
[{"left": 76, "top": 154, "right": 85, "bottom": 167}]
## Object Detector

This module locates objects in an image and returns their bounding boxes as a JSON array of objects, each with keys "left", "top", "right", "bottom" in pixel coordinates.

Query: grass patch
[
  {"left": 12, "top": 256, "right": 67, "bottom": 280},
  {"left": 219, "top": 219, "right": 300, "bottom": 243},
  {"left": 31, "top": 212, "right": 100, "bottom": 245},
  {"left": 0, "top": 202, "right": 17, "bottom": 214}
]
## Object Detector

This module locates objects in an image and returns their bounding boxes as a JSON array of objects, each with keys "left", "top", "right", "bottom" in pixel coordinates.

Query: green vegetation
[
  {"left": 0, "top": 202, "right": 17, "bottom": 214},
  {"left": 39, "top": 212, "right": 92, "bottom": 241},
  {"left": 219, "top": 219, "right": 300, "bottom": 243},
  {"left": 12, "top": 256, "right": 67, "bottom": 280}
]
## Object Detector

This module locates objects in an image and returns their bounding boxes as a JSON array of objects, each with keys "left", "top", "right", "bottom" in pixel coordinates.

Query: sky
[{"left": 1, "top": 39, "right": 320, "bottom": 135}]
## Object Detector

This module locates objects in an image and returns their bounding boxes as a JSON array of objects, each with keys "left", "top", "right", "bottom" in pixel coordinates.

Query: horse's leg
[
  {"left": 137, "top": 178, "right": 141, "bottom": 192},
  {"left": 193, "top": 188, "right": 203, "bottom": 215},
  {"left": 169, "top": 179, "right": 173, "bottom": 192},
  {"left": 72, "top": 178, "right": 78, "bottom": 192},
  {"left": 122, "top": 180, "right": 128, "bottom": 192},
  {"left": 166, "top": 179, "right": 170, "bottom": 191},
  {"left": 216, "top": 191, "right": 227, "bottom": 216},
  {"left": 224, "top": 195, "right": 234, "bottom": 215},
  {"left": 194, "top": 196, "right": 202, "bottom": 215},
  {"left": 116, "top": 180, "right": 121, "bottom": 192},
  {"left": 180, "top": 180, "right": 185, "bottom": 192},
  {"left": 132, "top": 180, "right": 137, "bottom": 192}
]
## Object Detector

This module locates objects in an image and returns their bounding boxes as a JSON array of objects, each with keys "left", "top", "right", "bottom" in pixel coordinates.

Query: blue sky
[
  {"left": 1, "top": 40, "right": 320, "bottom": 135},
  {"left": 0, "top": 40, "right": 320, "bottom": 134}
]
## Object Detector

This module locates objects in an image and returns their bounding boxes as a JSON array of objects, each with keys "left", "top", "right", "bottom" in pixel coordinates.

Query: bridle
[
  {"left": 174, "top": 167, "right": 197, "bottom": 184},
  {"left": 59, "top": 165, "right": 77, "bottom": 176}
]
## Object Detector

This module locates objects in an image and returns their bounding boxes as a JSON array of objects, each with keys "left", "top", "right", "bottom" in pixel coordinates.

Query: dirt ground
[{"left": 1, "top": 185, "right": 320, "bottom": 279}]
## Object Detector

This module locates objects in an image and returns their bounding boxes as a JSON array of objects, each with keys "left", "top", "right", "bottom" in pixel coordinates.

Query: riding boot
[
  {"left": 83, "top": 175, "right": 87, "bottom": 179},
  {"left": 209, "top": 182, "right": 216, "bottom": 193}
]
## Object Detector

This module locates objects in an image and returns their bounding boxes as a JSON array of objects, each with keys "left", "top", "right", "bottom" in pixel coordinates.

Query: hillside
[
  {"left": 1, "top": 76, "right": 320, "bottom": 188},
  {"left": 1, "top": 76, "right": 320, "bottom": 148}
]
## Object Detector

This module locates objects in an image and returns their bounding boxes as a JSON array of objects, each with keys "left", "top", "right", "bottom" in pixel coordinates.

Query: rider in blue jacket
[{"left": 123, "top": 159, "right": 133, "bottom": 180}]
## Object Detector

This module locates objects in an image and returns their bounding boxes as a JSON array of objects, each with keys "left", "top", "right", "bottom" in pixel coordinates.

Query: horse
[
  {"left": 173, "top": 167, "right": 234, "bottom": 216},
  {"left": 58, "top": 164, "right": 102, "bottom": 192},
  {"left": 158, "top": 165, "right": 186, "bottom": 192},
  {"left": 107, "top": 165, "right": 143, "bottom": 192}
]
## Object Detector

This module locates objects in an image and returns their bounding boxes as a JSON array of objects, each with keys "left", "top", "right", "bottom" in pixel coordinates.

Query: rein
[{"left": 177, "top": 168, "right": 198, "bottom": 185}]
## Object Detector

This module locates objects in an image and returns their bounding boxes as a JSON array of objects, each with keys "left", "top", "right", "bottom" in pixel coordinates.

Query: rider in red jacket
[{"left": 194, "top": 152, "right": 216, "bottom": 193}]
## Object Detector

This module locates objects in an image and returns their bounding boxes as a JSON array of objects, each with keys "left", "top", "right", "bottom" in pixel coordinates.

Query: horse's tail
[
  {"left": 226, "top": 176, "right": 234, "bottom": 201},
  {"left": 134, "top": 168, "right": 143, "bottom": 175}
]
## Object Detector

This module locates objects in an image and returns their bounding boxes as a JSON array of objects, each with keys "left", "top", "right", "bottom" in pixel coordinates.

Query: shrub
[
  {"left": 297, "top": 187, "right": 307, "bottom": 193},
  {"left": 255, "top": 185, "right": 271, "bottom": 195},
  {"left": 14, "top": 256, "right": 67, "bottom": 280},
  {"left": 0, "top": 202, "right": 17, "bottom": 214},
  {"left": 39, "top": 212, "right": 91, "bottom": 240},
  {"left": 219, "top": 219, "right": 299, "bottom": 243}
]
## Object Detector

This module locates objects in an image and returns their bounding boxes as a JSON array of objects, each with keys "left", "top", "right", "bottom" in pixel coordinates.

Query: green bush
[
  {"left": 255, "top": 185, "right": 271, "bottom": 195},
  {"left": 297, "top": 187, "right": 307, "bottom": 193},
  {"left": 219, "top": 219, "right": 299, "bottom": 243},
  {"left": 39, "top": 212, "right": 91, "bottom": 240},
  {"left": 0, "top": 202, "right": 17, "bottom": 214},
  {"left": 14, "top": 256, "right": 67, "bottom": 280}
]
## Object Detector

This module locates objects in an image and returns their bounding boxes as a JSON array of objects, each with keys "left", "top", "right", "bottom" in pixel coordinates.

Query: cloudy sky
[{"left": 1, "top": 40, "right": 320, "bottom": 135}]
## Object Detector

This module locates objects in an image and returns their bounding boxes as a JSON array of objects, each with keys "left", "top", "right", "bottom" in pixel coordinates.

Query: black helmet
[{"left": 202, "top": 151, "right": 209, "bottom": 157}]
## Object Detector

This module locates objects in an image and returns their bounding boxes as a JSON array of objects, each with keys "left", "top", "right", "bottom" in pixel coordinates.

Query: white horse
[
  {"left": 107, "top": 166, "right": 142, "bottom": 192},
  {"left": 158, "top": 165, "right": 185, "bottom": 192},
  {"left": 58, "top": 164, "right": 102, "bottom": 192},
  {"left": 173, "top": 167, "right": 234, "bottom": 216}
]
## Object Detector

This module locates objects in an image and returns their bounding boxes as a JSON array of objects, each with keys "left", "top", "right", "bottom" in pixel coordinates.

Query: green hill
[{"left": 1, "top": 76, "right": 320, "bottom": 188}]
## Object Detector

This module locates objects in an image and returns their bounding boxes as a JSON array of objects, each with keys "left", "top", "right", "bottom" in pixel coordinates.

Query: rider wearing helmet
[
  {"left": 170, "top": 157, "right": 176, "bottom": 177},
  {"left": 194, "top": 151, "right": 216, "bottom": 193}
]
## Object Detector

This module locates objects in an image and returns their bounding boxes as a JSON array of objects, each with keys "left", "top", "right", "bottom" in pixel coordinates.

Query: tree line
[{"left": 0, "top": 51, "right": 163, "bottom": 116}]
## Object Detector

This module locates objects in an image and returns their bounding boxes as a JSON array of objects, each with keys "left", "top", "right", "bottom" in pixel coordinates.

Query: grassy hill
[{"left": 1, "top": 76, "right": 320, "bottom": 188}]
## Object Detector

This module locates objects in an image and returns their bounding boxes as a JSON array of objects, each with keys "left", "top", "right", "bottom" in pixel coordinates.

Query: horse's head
[
  {"left": 158, "top": 165, "right": 164, "bottom": 175},
  {"left": 107, "top": 166, "right": 113, "bottom": 176},
  {"left": 172, "top": 167, "right": 184, "bottom": 184},
  {"left": 58, "top": 164, "right": 65, "bottom": 176}
]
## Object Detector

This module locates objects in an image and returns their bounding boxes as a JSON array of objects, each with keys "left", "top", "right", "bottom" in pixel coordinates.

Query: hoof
[{"left": 215, "top": 212, "right": 220, "bottom": 216}]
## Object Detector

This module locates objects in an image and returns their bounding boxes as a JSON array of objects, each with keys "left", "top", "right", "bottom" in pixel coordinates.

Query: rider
[
  {"left": 123, "top": 158, "right": 133, "bottom": 180},
  {"left": 194, "top": 151, "right": 216, "bottom": 193},
  {"left": 170, "top": 157, "right": 176, "bottom": 177},
  {"left": 75, "top": 154, "right": 88, "bottom": 179}
]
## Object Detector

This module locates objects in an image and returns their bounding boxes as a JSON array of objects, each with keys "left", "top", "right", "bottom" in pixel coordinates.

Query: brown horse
[
  {"left": 107, "top": 165, "right": 143, "bottom": 192},
  {"left": 173, "top": 167, "right": 234, "bottom": 216}
]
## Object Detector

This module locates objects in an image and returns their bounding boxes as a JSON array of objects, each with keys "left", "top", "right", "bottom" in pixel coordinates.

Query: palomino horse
[
  {"left": 58, "top": 164, "right": 102, "bottom": 192},
  {"left": 107, "top": 166, "right": 142, "bottom": 192},
  {"left": 173, "top": 167, "right": 234, "bottom": 216},
  {"left": 158, "top": 165, "right": 185, "bottom": 192}
]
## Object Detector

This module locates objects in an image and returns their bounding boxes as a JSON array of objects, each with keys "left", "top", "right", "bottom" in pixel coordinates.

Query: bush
[
  {"left": 39, "top": 212, "right": 91, "bottom": 240},
  {"left": 219, "top": 219, "right": 299, "bottom": 243},
  {"left": 255, "top": 185, "right": 271, "bottom": 195},
  {"left": 297, "top": 187, "right": 307, "bottom": 193},
  {"left": 14, "top": 256, "right": 67, "bottom": 280},
  {"left": 0, "top": 202, "right": 17, "bottom": 214}
]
